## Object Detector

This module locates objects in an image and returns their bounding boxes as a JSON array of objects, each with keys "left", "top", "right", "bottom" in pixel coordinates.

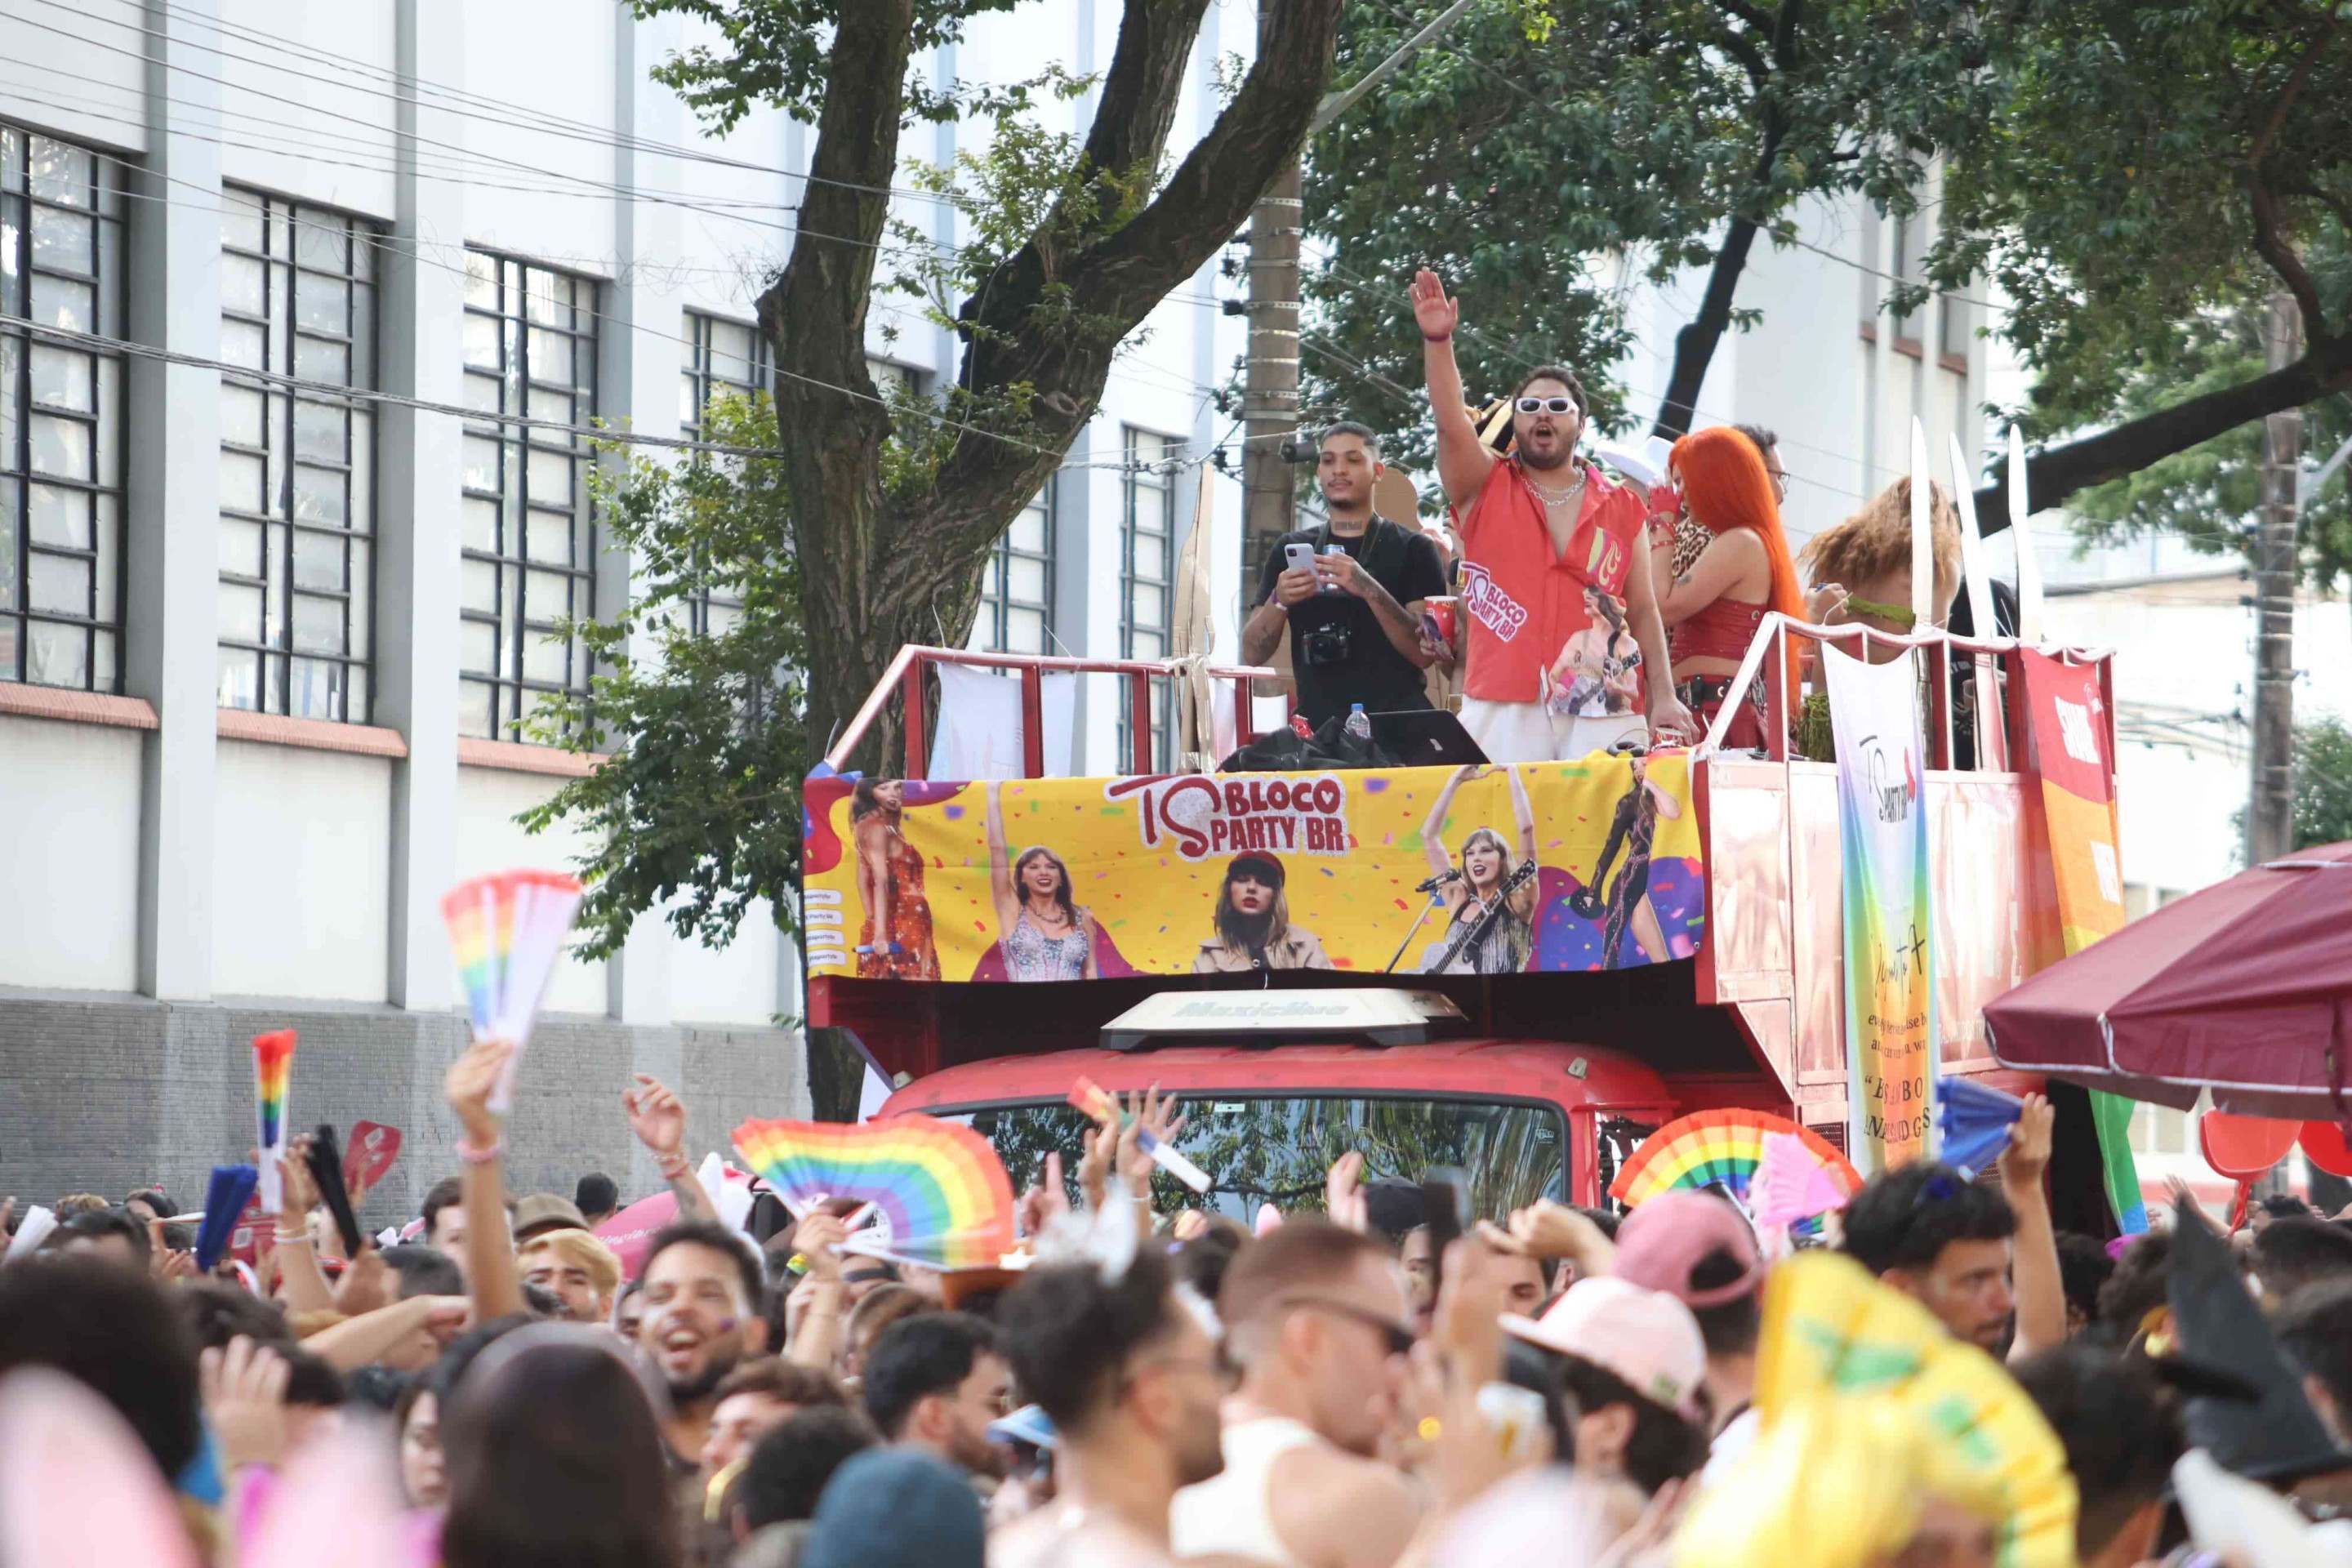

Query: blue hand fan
[
  {"left": 1939, "top": 1078, "right": 2024, "bottom": 1178},
  {"left": 195, "top": 1165, "right": 257, "bottom": 1273}
]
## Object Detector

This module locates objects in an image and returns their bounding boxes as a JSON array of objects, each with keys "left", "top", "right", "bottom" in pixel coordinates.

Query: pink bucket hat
[
  {"left": 1610, "top": 1190, "right": 1766, "bottom": 1309},
  {"left": 1500, "top": 1276, "right": 1707, "bottom": 1419}
]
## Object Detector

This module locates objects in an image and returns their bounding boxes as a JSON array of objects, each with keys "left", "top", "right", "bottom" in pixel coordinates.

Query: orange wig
[{"left": 1671, "top": 425, "right": 1807, "bottom": 702}]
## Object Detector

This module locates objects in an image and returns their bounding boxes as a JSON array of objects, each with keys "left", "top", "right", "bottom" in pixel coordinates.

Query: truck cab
[{"left": 810, "top": 631, "right": 2105, "bottom": 1213}]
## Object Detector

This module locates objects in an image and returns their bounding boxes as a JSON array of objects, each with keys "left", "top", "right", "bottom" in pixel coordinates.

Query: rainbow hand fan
[
  {"left": 440, "top": 869, "right": 585, "bottom": 1112},
  {"left": 1754, "top": 1252, "right": 2078, "bottom": 1568},
  {"left": 732, "top": 1115, "right": 1016, "bottom": 1272},
  {"left": 1750, "top": 1130, "right": 1859, "bottom": 1232},
  {"left": 253, "top": 1029, "right": 296, "bottom": 1212},
  {"left": 1610, "top": 1108, "right": 1861, "bottom": 1215}
]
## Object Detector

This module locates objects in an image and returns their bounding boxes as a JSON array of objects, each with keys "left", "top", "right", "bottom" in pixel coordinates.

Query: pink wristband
[{"left": 455, "top": 1134, "right": 503, "bottom": 1165}]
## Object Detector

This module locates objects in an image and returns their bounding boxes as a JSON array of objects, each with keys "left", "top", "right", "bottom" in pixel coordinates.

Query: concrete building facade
[{"left": 0, "top": 0, "right": 1249, "bottom": 1214}]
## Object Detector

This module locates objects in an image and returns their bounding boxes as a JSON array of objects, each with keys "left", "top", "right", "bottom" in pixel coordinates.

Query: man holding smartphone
[{"left": 1242, "top": 422, "right": 1446, "bottom": 728}]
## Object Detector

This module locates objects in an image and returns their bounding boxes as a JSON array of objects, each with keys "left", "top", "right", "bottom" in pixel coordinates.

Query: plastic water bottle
[{"left": 1345, "top": 703, "right": 1372, "bottom": 742}]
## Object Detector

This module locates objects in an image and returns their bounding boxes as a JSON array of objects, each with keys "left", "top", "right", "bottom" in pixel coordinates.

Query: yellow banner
[{"left": 802, "top": 758, "right": 1704, "bottom": 982}]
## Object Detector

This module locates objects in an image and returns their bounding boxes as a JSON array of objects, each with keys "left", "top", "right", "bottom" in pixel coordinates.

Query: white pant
[{"left": 1460, "top": 697, "right": 1646, "bottom": 764}]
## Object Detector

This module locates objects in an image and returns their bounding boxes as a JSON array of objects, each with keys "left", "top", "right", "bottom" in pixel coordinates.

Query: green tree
[
  {"left": 2291, "top": 717, "right": 2352, "bottom": 850},
  {"left": 630, "top": 0, "right": 1344, "bottom": 774},
  {"left": 1888, "top": 0, "right": 2352, "bottom": 532},
  {"left": 1306, "top": 1, "right": 2352, "bottom": 534},
  {"left": 1304, "top": 0, "right": 1961, "bottom": 460},
  {"left": 521, "top": 393, "right": 811, "bottom": 964},
  {"left": 2067, "top": 276, "right": 2352, "bottom": 590}
]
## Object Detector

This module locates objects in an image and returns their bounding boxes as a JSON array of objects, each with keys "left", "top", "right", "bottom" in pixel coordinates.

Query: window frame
[
  {"left": 679, "top": 309, "right": 769, "bottom": 639},
  {"left": 0, "top": 123, "right": 126, "bottom": 693},
  {"left": 969, "top": 481, "right": 1056, "bottom": 659},
  {"left": 215, "top": 185, "right": 379, "bottom": 724},
  {"left": 1118, "top": 428, "right": 1176, "bottom": 770},
  {"left": 458, "top": 248, "right": 599, "bottom": 743}
]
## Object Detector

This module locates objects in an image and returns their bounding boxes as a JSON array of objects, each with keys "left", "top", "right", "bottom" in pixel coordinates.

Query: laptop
[{"left": 1369, "top": 708, "right": 1489, "bottom": 768}]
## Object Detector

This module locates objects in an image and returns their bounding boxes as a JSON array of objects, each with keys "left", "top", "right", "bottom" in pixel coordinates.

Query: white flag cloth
[{"left": 928, "top": 662, "right": 1077, "bottom": 779}]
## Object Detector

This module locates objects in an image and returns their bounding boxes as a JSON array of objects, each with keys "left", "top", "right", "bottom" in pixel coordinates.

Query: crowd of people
[
  {"left": 7, "top": 1043, "right": 2352, "bottom": 1568},
  {"left": 1242, "top": 270, "right": 1977, "bottom": 765}
]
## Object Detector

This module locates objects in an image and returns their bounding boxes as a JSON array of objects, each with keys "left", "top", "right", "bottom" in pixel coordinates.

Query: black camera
[{"left": 1297, "top": 621, "right": 1354, "bottom": 667}]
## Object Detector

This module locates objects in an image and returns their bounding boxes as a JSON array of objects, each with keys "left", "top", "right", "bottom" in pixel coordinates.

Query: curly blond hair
[{"left": 1797, "top": 477, "right": 1962, "bottom": 613}]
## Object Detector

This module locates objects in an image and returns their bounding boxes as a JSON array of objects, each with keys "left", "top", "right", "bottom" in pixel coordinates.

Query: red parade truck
[{"left": 804, "top": 622, "right": 2111, "bottom": 1222}]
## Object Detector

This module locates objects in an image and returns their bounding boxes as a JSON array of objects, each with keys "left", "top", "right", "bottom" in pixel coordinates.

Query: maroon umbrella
[{"left": 1984, "top": 842, "right": 2352, "bottom": 1118}]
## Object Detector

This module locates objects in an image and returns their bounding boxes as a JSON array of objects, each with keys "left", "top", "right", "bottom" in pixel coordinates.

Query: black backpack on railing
[{"left": 1218, "top": 713, "right": 1400, "bottom": 773}]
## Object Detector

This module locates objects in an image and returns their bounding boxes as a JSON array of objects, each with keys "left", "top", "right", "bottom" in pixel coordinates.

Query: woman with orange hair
[{"left": 1652, "top": 426, "right": 1808, "bottom": 748}]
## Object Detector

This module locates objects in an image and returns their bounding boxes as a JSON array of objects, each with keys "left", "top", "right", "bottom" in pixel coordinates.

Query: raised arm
[
  {"left": 445, "top": 1039, "right": 526, "bottom": 1323},
  {"left": 2002, "top": 1095, "right": 2066, "bottom": 1361},
  {"left": 268, "top": 1142, "right": 334, "bottom": 1314},
  {"left": 985, "top": 783, "right": 1021, "bottom": 939},
  {"left": 1423, "top": 765, "right": 1471, "bottom": 881},
  {"left": 625, "top": 1075, "right": 719, "bottom": 1224},
  {"left": 1414, "top": 270, "right": 1494, "bottom": 510},
  {"left": 1507, "top": 768, "right": 1540, "bottom": 920}
]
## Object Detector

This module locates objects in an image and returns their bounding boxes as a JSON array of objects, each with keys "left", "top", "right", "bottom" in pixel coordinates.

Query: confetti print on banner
[{"left": 803, "top": 755, "right": 1706, "bottom": 982}]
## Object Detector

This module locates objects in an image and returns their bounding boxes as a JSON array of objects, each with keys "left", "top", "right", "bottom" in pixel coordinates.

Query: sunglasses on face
[
  {"left": 1271, "top": 1294, "right": 1417, "bottom": 1356},
  {"left": 1515, "top": 396, "right": 1579, "bottom": 416}
]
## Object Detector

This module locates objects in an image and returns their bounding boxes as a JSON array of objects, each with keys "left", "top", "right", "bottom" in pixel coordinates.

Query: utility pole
[
  {"left": 1237, "top": 0, "right": 1483, "bottom": 592},
  {"left": 2247, "top": 291, "right": 2302, "bottom": 864}
]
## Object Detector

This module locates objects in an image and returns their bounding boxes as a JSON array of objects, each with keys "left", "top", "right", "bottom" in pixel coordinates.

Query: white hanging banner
[
  {"left": 928, "top": 662, "right": 1077, "bottom": 779},
  {"left": 1821, "top": 643, "right": 1937, "bottom": 1175}
]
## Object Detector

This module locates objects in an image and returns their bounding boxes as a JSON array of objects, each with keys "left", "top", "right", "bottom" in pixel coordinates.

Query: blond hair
[
  {"left": 1797, "top": 477, "right": 1962, "bottom": 612},
  {"left": 518, "top": 1227, "right": 624, "bottom": 1302}
]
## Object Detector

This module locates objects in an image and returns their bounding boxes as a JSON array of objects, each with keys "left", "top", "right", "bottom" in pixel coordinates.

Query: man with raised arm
[{"left": 1412, "top": 269, "right": 1694, "bottom": 761}]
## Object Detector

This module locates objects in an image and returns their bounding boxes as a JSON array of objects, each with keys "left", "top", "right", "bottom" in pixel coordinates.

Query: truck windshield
[{"left": 942, "top": 1095, "right": 1568, "bottom": 1223}]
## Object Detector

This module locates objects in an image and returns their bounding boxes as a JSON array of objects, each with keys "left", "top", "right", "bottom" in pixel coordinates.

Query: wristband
[
  {"left": 1423, "top": 332, "right": 1451, "bottom": 343},
  {"left": 274, "top": 1232, "right": 313, "bottom": 1247},
  {"left": 657, "top": 1154, "right": 692, "bottom": 1179},
  {"left": 455, "top": 1134, "right": 503, "bottom": 1165}
]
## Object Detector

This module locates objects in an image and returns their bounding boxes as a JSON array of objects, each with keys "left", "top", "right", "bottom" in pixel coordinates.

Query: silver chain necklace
[{"left": 1527, "top": 467, "right": 1585, "bottom": 506}]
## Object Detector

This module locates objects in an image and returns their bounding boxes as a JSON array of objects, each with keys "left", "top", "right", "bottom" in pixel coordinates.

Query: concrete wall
[
  {"left": 212, "top": 741, "right": 394, "bottom": 1001},
  {"left": 0, "top": 715, "right": 144, "bottom": 994}
]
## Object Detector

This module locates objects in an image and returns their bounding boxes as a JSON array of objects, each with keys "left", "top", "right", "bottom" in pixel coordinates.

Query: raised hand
[
  {"left": 1120, "top": 1085, "right": 1186, "bottom": 1202},
  {"left": 200, "top": 1334, "right": 289, "bottom": 1472},
  {"left": 789, "top": 1211, "right": 849, "bottom": 1281},
  {"left": 277, "top": 1137, "right": 321, "bottom": 1218},
  {"left": 621, "top": 1075, "right": 688, "bottom": 1160},
  {"left": 1017, "top": 1152, "right": 1071, "bottom": 1239},
  {"left": 1410, "top": 268, "right": 1460, "bottom": 341},
  {"left": 443, "top": 1039, "right": 514, "bottom": 1147},
  {"left": 1325, "top": 1150, "right": 1370, "bottom": 1233},
  {"left": 2000, "top": 1093, "right": 2055, "bottom": 1189},
  {"left": 332, "top": 1247, "right": 391, "bottom": 1317}
]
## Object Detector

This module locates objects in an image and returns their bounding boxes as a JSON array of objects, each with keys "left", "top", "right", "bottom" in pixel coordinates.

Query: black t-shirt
[{"left": 1256, "top": 516, "right": 1447, "bottom": 725}]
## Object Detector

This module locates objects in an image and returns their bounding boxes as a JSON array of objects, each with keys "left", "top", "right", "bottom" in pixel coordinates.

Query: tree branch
[
  {"left": 2247, "top": 168, "right": 2328, "bottom": 336},
  {"left": 1974, "top": 330, "right": 2352, "bottom": 534},
  {"left": 924, "top": 0, "right": 1344, "bottom": 551}
]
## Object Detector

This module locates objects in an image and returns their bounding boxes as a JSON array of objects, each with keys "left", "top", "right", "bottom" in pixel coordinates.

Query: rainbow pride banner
[
  {"left": 2017, "top": 651, "right": 2142, "bottom": 1232},
  {"left": 1821, "top": 646, "right": 1936, "bottom": 1174}
]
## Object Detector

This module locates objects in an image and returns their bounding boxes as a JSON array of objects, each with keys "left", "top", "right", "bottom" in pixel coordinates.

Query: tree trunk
[
  {"left": 1974, "top": 327, "right": 2352, "bottom": 534},
  {"left": 2248, "top": 290, "right": 2303, "bottom": 865},
  {"left": 1651, "top": 209, "right": 1766, "bottom": 443}
]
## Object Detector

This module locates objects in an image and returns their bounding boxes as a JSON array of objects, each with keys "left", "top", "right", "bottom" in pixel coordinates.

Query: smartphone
[{"left": 1283, "top": 541, "right": 1318, "bottom": 581}]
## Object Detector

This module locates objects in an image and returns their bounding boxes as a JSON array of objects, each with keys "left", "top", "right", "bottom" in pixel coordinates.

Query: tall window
[
  {"left": 681, "top": 310, "right": 767, "bottom": 438},
  {"left": 217, "top": 188, "right": 376, "bottom": 721},
  {"left": 1938, "top": 292, "right": 1970, "bottom": 363},
  {"left": 1118, "top": 429, "right": 1174, "bottom": 769},
  {"left": 1890, "top": 212, "right": 1921, "bottom": 345},
  {"left": 459, "top": 251, "right": 596, "bottom": 741},
  {"left": 967, "top": 484, "right": 1054, "bottom": 657},
  {"left": 679, "top": 310, "right": 768, "bottom": 638},
  {"left": 0, "top": 127, "right": 123, "bottom": 692}
]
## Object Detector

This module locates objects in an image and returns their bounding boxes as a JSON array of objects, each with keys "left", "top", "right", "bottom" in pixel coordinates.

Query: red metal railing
[
  {"left": 822, "top": 646, "right": 1280, "bottom": 780},
  {"left": 1692, "top": 614, "right": 2118, "bottom": 771}
]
